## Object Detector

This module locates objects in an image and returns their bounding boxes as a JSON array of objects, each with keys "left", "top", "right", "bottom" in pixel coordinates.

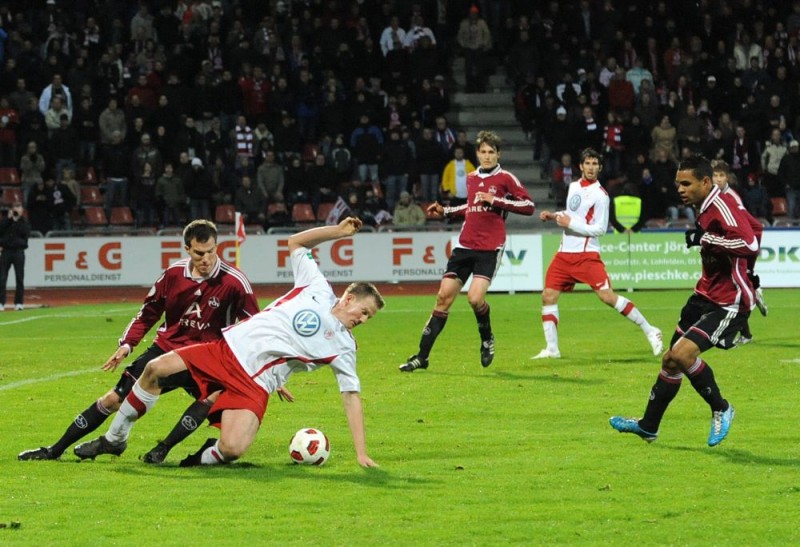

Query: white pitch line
[
  {"left": 0, "top": 309, "right": 135, "bottom": 326},
  {"left": 0, "top": 368, "right": 98, "bottom": 392}
]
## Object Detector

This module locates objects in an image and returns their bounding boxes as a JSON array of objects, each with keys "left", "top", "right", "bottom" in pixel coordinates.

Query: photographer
[{"left": 0, "top": 201, "right": 31, "bottom": 311}]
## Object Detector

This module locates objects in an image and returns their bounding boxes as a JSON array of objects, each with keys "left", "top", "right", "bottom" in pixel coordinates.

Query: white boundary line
[{"left": 0, "top": 368, "right": 98, "bottom": 392}]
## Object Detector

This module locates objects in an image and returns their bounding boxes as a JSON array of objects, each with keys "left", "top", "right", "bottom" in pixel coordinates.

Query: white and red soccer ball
[{"left": 289, "top": 428, "right": 330, "bottom": 465}]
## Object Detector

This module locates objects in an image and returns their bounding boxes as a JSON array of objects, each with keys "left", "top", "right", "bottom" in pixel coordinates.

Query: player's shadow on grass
[
  {"left": 662, "top": 445, "right": 800, "bottom": 469},
  {"left": 112, "top": 461, "right": 436, "bottom": 489}
]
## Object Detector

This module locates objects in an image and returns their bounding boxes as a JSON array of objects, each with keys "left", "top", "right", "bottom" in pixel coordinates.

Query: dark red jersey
[
  {"left": 119, "top": 258, "right": 260, "bottom": 352},
  {"left": 443, "top": 164, "right": 535, "bottom": 250},
  {"left": 695, "top": 185, "right": 760, "bottom": 312}
]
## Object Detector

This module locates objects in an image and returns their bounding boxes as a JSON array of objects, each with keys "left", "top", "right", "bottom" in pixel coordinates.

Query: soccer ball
[{"left": 289, "top": 428, "right": 330, "bottom": 465}]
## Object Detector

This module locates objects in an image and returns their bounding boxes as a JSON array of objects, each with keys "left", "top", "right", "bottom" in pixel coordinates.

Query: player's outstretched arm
[
  {"left": 288, "top": 217, "right": 363, "bottom": 252},
  {"left": 102, "top": 344, "right": 131, "bottom": 371},
  {"left": 341, "top": 391, "right": 378, "bottom": 468}
]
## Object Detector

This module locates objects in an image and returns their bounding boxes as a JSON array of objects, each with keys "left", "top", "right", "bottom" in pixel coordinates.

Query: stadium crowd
[{"left": 0, "top": 0, "right": 800, "bottom": 236}]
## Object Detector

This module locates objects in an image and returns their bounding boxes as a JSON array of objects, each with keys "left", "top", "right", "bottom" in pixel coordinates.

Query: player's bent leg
[
  {"left": 217, "top": 408, "right": 260, "bottom": 461},
  {"left": 467, "top": 277, "right": 494, "bottom": 367},
  {"left": 142, "top": 391, "right": 218, "bottom": 464},
  {"left": 139, "top": 352, "right": 189, "bottom": 394}
]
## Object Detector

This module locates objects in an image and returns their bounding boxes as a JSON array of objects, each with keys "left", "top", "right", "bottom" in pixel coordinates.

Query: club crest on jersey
[
  {"left": 324, "top": 328, "right": 334, "bottom": 340},
  {"left": 568, "top": 194, "right": 582, "bottom": 211},
  {"left": 208, "top": 296, "right": 220, "bottom": 308},
  {"left": 293, "top": 309, "right": 321, "bottom": 337}
]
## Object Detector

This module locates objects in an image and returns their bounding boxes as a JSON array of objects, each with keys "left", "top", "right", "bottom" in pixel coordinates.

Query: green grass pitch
[{"left": 1, "top": 289, "right": 799, "bottom": 544}]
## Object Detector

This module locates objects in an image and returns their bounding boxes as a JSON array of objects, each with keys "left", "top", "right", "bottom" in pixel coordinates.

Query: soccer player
[
  {"left": 531, "top": 148, "right": 663, "bottom": 360},
  {"left": 711, "top": 160, "right": 767, "bottom": 346},
  {"left": 18, "top": 220, "right": 260, "bottom": 463},
  {"left": 399, "top": 130, "right": 535, "bottom": 372},
  {"left": 74, "top": 217, "right": 385, "bottom": 467},
  {"left": 610, "top": 155, "right": 758, "bottom": 446}
]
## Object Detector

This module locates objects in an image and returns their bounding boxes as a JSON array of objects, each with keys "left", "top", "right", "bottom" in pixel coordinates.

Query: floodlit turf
[{"left": 2, "top": 289, "right": 800, "bottom": 544}]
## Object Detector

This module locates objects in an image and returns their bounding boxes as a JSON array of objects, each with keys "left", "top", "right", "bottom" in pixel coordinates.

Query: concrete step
[
  {"left": 451, "top": 72, "right": 512, "bottom": 91},
  {"left": 451, "top": 109, "right": 519, "bottom": 127},
  {"left": 450, "top": 92, "right": 513, "bottom": 109}
]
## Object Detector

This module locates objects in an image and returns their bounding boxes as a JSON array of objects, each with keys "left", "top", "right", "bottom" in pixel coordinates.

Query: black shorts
[
  {"left": 113, "top": 344, "right": 201, "bottom": 400},
  {"left": 672, "top": 294, "right": 750, "bottom": 352},
  {"left": 444, "top": 247, "right": 503, "bottom": 285}
]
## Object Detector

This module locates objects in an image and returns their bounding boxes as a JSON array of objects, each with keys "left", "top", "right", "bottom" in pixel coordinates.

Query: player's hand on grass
[
  {"left": 102, "top": 345, "right": 130, "bottom": 371},
  {"left": 357, "top": 454, "right": 379, "bottom": 468},
  {"left": 276, "top": 386, "right": 294, "bottom": 402}
]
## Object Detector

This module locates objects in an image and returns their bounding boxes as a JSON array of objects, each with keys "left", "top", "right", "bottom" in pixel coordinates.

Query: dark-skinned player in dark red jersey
[
  {"left": 19, "top": 220, "right": 262, "bottom": 463},
  {"left": 610, "top": 155, "right": 759, "bottom": 447},
  {"left": 400, "top": 130, "right": 535, "bottom": 372}
]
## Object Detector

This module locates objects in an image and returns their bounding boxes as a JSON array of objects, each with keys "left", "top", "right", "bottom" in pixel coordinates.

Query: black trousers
[{"left": 0, "top": 248, "right": 25, "bottom": 306}]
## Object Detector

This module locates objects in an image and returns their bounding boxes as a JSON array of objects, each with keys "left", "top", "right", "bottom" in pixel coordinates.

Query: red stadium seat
[
  {"left": 316, "top": 202, "right": 335, "bottom": 223},
  {"left": 80, "top": 186, "right": 103, "bottom": 205},
  {"left": 291, "top": 203, "right": 316, "bottom": 224},
  {"left": 772, "top": 197, "right": 788, "bottom": 217},
  {"left": 81, "top": 166, "right": 98, "bottom": 185},
  {"left": 215, "top": 204, "right": 236, "bottom": 224},
  {"left": 110, "top": 206, "right": 134, "bottom": 225},
  {"left": 0, "top": 167, "right": 20, "bottom": 185},
  {"left": 83, "top": 206, "right": 108, "bottom": 226},
  {"left": 1, "top": 187, "right": 22, "bottom": 206}
]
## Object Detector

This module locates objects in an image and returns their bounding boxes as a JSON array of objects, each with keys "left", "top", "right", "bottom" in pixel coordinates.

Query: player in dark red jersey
[
  {"left": 400, "top": 130, "right": 535, "bottom": 372},
  {"left": 18, "top": 220, "right": 260, "bottom": 462},
  {"left": 610, "top": 155, "right": 759, "bottom": 447}
]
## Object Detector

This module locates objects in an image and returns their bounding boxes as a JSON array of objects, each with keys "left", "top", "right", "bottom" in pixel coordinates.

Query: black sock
[
  {"left": 50, "top": 401, "right": 112, "bottom": 457},
  {"left": 159, "top": 398, "right": 212, "bottom": 449},
  {"left": 688, "top": 361, "right": 727, "bottom": 412},
  {"left": 474, "top": 302, "right": 492, "bottom": 341},
  {"left": 740, "top": 321, "right": 752, "bottom": 338},
  {"left": 418, "top": 310, "right": 448, "bottom": 360},
  {"left": 639, "top": 374, "right": 682, "bottom": 433}
]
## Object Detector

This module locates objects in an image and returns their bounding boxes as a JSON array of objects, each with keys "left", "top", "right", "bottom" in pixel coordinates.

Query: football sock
[
  {"left": 160, "top": 398, "right": 213, "bottom": 449},
  {"left": 474, "top": 302, "right": 492, "bottom": 341},
  {"left": 639, "top": 368, "right": 684, "bottom": 433},
  {"left": 740, "top": 322, "right": 752, "bottom": 338},
  {"left": 105, "top": 382, "right": 159, "bottom": 444},
  {"left": 541, "top": 305, "right": 559, "bottom": 351},
  {"left": 418, "top": 310, "right": 448, "bottom": 359},
  {"left": 614, "top": 296, "right": 654, "bottom": 331},
  {"left": 200, "top": 440, "right": 227, "bottom": 465},
  {"left": 50, "top": 399, "right": 113, "bottom": 457},
  {"left": 686, "top": 358, "right": 727, "bottom": 412}
]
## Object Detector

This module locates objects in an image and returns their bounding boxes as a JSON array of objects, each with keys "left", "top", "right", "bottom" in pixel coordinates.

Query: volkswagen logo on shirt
[
  {"left": 569, "top": 194, "right": 582, "bottom": 211},
  {"left": 293, "top": 309, "right": 321, "bottom": 337}
]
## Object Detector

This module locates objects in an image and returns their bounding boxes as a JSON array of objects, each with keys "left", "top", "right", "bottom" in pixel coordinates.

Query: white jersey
[
  {"left": 222, "top": 247, "right": 360, "bottom": 395},
  {"left": 557, "top": 179, "right": 610, "bottom": 253}
]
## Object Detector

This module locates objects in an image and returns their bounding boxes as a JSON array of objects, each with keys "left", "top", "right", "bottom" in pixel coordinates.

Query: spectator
[
  {"left": 380, "top": 129, "right": 413, "bottom": 210},
  {"left": 305, "top": 153, "right": 338, "bottom": 213},
  {"left": 743, "top": 172, "right": 772, "bottom": 223},
  {"left": 440, "top": 145, "right": 475, "bottom": 207},
  {"left": 349, "top": 114, "right": 383, "bottom": 184},
  {"left": 393, "top": 191, "right": 425, "bottom": 226},
  {"left": 184, "top": 157, "right": 213, "bottom": 221},
  {"left": 19, "top": 140, "right": 46, "bottom": 204},
  {"left": 155, "top": 162, "right": 185, "bottom": 228},
  {"left": 330, "top": 134, "right": 353, "bottom": 184},
  {"left": 761, "top": 128, "right": 787, "bottom": 197},
  {"left": 379, "top": 15, "right": 406, "bottom": 57},
  {"left": 38, "top": 73, "right": 72, "bottom": 118},
  {"left": 729, "top": 125, "right": 759, "bottom": 184},
  {"left": 0, "top": 96, "right": 19, "bottom": 167},
  {"left": 72, "top": 96, "right": 98, "bottom": 166},
  {"left": 47, "top": 174, "right": 76, "bottom": 231},
  {"left": 650, "top": 115, "right": 677, "bottom": 162},
  {"left": 283, "top": 154, "right": 313, "bottom": 209},
  {"left": 651, "top": 148, "right": 694, "bottom": 222},
  {"left": 0, "top": 200, "right": 30, "bottom": 311},
  {"left": 100, "top": 130, "right": 130, "bottom": 220},
  {"left": 49, "top": 113, "right": 79, "bottom": 182},
  {"left": 433, "top": 115, "right": 456, "bottom": 154},
  {"left": 457, "top": 5, "right": 492, "bottom": 94},
  {"left": 676, "top": 104, "right": 705, "bottom": 155},
  {"left": 132, "top": 161, "right": 157, "bottom": 228},
  {"left": 43, "top": 95, "right": 69, "bottom": 134},
  {"left": 234, "top": 175, "right": 266, "bottom": 226},
  {"left": 551, "top": 152, "right": 578, "bottom": 208},
  {"left": 60, "top": 167, "right": 80, "bottom": 209},
  {"left": 26, "top": 179, "right": 53, "bottom": 234},
  {"left": 415, "top": 127, "right": 445, "bottom": 203},
  {"left": 256, "top": 149, "right": 285, "bottom": 204},
  {"left": 602, "top": 111, "right": 625, "bottom": 179},
  {"left": 98, "top": 97, "right": 125, "bottom": 145}
]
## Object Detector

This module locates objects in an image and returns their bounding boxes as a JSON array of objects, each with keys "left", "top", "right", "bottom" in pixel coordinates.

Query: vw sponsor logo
[
  {"left": 293, "top": 309, "right": 321, "bottom": 337},
  {"left": 568, "top": 194, "right": 582, "bottom": 211}
]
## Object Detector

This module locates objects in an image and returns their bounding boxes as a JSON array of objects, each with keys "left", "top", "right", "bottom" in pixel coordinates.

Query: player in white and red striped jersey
[
  {"left": 400, "top": 130, "right": 535, "bottom": 372},
  {"left": 78, "top": 218, "right": 386, "bottom": 468},
  {"left": 19, "top": 220, "right": 259, "bottom": 463},
  {"left": 610, "top": 155, "right": 759, "bottom": 447},
  {"left": 532, "top": 148, "right": 663, "bottom": 360},
  {"left": 711, "top": 160, "right": 767, "bottom": 346}
]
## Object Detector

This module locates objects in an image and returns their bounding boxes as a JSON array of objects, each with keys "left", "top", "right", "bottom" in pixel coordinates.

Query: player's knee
[
  {"left": 100, "top": 391, "right": 122, "bottom": 412},
  {"left": 217, "top": 438, "right": 246, "bottom": 461},
  {"left": 662, "top": 349, "right": 689, "bottom": 372}
]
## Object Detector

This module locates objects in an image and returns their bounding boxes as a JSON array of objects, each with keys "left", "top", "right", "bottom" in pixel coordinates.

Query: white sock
[
  {"left": 105, "top": 382, "right": 159, "bottom": 444},
  {"left": 200, "top": 440, "right": 227, "bottom": 465},
  {"left": 614, "top": 296, "right": 653, "bottom": 331},
  {"left": 541, "top": 305, "right": 560, "bottom": 352}
]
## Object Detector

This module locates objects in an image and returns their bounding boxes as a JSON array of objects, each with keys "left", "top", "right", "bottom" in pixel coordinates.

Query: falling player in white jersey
[
  {"left": 74, "top": 217, "right": 386, "bottom": 468},
  {"left": 531, "top": 148, "right": 663, "bottom": 359}
]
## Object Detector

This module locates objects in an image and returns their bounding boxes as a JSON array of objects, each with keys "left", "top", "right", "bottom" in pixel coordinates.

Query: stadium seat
[
  {"left": 83, "top": 206, "right": 108, "bottom": 226},
  {"left": 215, "top": 204, "right": 236, "bottom": 224},
  {"left": 302, "top": 143, "right": 319, "bottom": 163},
  {"left": 291, "top": 203, "right": 316, "bottom": 224},
  {"left": 80, "top": 186, "right": 103, "bottom": 205},
  {"left": 81, "top": 166, "right": 98, "bottom": 185},
  {"left": 0, "top": 167, "right": 20, "bottom": 185},
  {"left": 1, "top": 187, "right": 22, "bottom": 206},
  {"left": 110, "top": 206, "right": 134, "bottom": 225},
  {"left": 316, "top": 202, "right": 335, "bottom": 223},
  {"left": 771, "top": 197, "right": 788, "bottom": 217}
]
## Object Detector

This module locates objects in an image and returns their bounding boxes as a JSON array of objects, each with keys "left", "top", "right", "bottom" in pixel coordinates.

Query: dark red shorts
[
  {"left": 544, "top": 252, "right": 611, "bottom": 292},
  {"left": 176, "top": 340, "right": 269, "bottom": 427}
]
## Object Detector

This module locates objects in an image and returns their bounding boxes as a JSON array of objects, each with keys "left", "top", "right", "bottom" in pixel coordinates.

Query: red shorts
[
  {"left": 544, "top": 252, "right": 611, "bottom": 292},
  {"left": 176, "top": 340, "right": 269, "bottom": 427}
]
